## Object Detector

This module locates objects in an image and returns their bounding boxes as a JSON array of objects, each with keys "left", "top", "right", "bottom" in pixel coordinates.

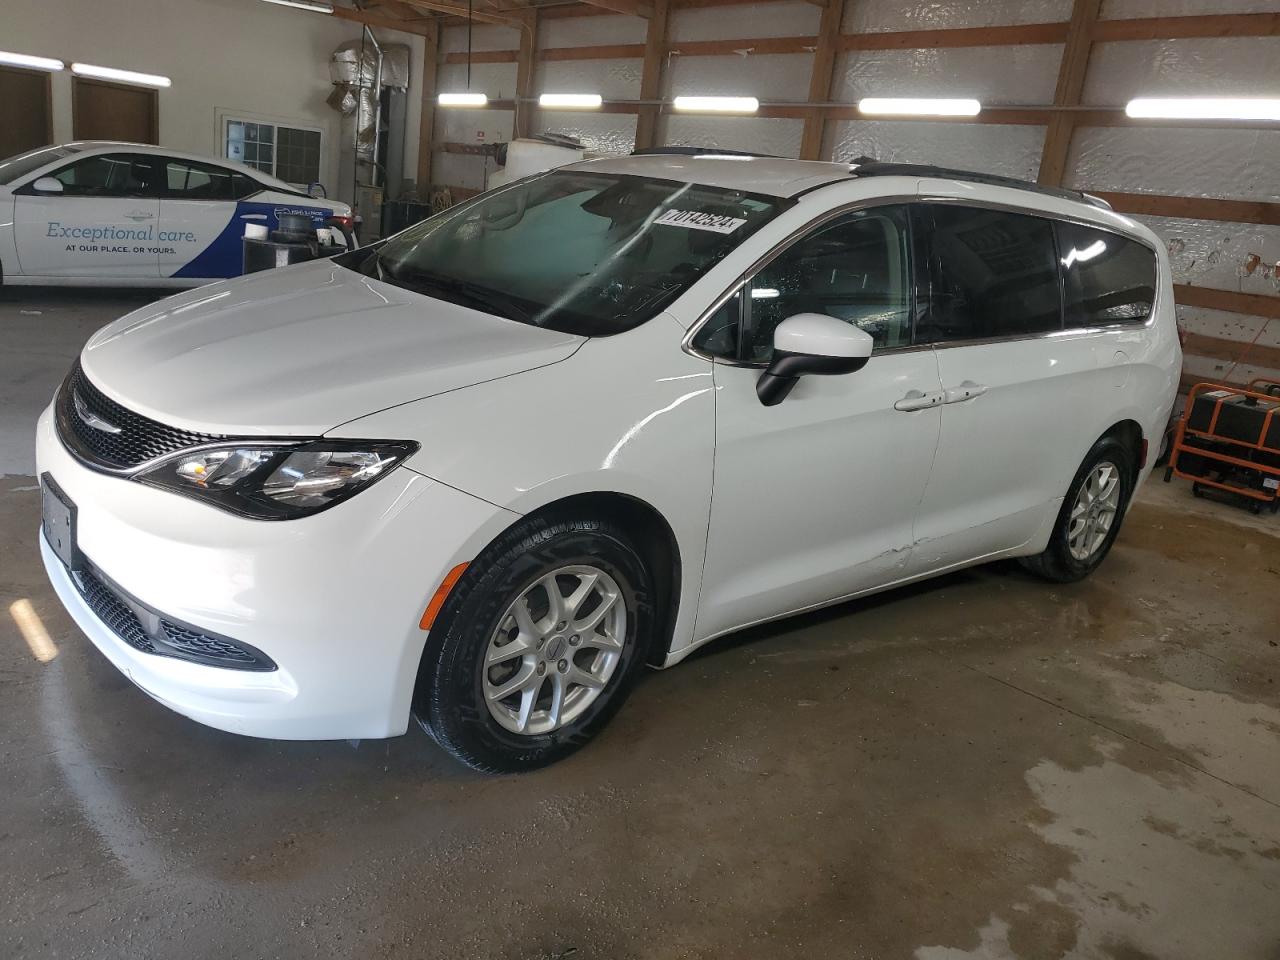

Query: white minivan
[{"left": 37, "top": 153, "right": 1181, "bottom": 772}]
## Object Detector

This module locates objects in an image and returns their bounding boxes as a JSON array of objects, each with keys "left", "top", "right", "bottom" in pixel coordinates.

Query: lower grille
[
  {"left": 76, "top": 567, "right": 157, "bottom": 654},
  {"left": 72, "top": 564, "right": 276, "bottom": 672}
]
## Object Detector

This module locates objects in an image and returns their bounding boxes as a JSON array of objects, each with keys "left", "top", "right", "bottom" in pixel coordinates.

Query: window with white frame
[{"left": 224, "top": 119, "right": 322, "bottom": 187}]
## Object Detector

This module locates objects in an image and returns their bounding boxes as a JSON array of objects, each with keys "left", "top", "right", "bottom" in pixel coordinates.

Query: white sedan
[{"left": 0, "top": 141, "right": 352, "bottom": 287}]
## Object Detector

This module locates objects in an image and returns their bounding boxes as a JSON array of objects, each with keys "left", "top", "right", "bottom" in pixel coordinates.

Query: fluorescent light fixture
[
  {"left": 0, "top": 50, "right": 64, "bottom": 72},
  {"left": 438, "top": 92, "right": 488, "bottom": 107},
  {"left": 539, "top": 93, "right": 603, "bottom": 109},
  {"left": 71, "top": 62, "right": 171, "bottom": 88},
  {"left": 859, "top": 98, "right": 981, "bottom": 117},
  {"left": 1125, "top": 97, "right": 1280, "bottom": 121},
  {"left": 673, "top": 96, "right": 759, "bottom": 114},
  {"left": 751, "top": 288, "right": 781, "bottom": 299},
  {"left": 260, "top": 0, "right": 334, "bottom": 10}
]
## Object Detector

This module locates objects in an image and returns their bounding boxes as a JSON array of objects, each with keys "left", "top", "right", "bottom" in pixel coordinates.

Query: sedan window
[
  {"left": 49, "top": 154, "right": 158, "bottom": 198},
  {"left": 163, "top": 159, "right": 243, "bottom": 201}
]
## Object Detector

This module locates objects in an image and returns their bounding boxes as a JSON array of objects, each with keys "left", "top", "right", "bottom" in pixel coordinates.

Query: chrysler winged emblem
[{"left": 73, "top": 389, "right": 122, "bottom": 434}]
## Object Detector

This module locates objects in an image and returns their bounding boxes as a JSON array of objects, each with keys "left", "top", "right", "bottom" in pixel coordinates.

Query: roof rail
[
  {"left": 630, "top": 146, "right": 779, "bottom": 159},
  {"left": 847, "top": 156, "right": 1112, "bottom": 211}
]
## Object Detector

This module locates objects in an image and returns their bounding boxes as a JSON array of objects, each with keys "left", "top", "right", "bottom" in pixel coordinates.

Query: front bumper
[{"left": 36, "top": 404, "right": 518, "bottom": 740}]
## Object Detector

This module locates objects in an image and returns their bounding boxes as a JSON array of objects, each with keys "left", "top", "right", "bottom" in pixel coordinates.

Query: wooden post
[
  {"left": 514, "top": 11, "right": 539, "bottom": 140},
  {"left": 634, "top": 0, "right": 671, "bottom": 151},
  {"left": 800, "top": 0, "right": 847, "bottom": 161},
  {"left": 1038, "top": 0, "right": 1102, "bottom": 187},
  {"left": 417, "top": 19, "right": 441, "bottom": 191}
]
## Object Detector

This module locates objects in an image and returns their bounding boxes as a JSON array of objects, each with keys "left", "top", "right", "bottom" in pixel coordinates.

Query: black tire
[
  {"left": 1019, "top": 436, "right": 1136, "bottom": 583},
  {"left": 415, "top": 513, "right": 655, "bottom": 773}
]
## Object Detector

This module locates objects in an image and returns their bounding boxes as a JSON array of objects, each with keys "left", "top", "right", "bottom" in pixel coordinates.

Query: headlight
[{"left": 136, "top": 440, "right": 419, "bottom": 519}]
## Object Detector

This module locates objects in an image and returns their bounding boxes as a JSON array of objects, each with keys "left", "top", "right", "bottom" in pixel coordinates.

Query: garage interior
[{"left": 2, "top": 0, "right": 1279, "bottom": 957}]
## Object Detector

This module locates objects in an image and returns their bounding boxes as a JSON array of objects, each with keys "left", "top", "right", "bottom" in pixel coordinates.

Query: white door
[
  {"left": 907, "top": 201, "right": 1109, "bottom": 573},
  {"left": 12, "top": 153, "right": 160, "bottom": 278},
  {"left": 157, "top": 158, "right": 257, "bottom": 279},
  {"left": 692, "top": 205, "right": 945, "bottom": 643}
]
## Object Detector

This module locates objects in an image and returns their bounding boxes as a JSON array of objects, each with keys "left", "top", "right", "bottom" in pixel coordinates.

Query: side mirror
[
  {"left": 32, "top": 176, "right": 63, "bottom": 194},
  {"left": 307, "top": 181, "right": 327, "bottom": 199},
  {"left": 756, "top": 313, "right": 874, "bottom": 406}
]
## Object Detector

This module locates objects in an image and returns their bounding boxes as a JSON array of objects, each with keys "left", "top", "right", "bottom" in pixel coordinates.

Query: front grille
[
  {"left": 72, "top": 563, "right": 276, "bottom": 672},
  {"left": 56, "top": 361, "right": 227, "bottom": 470},
  {"left": 76, "top": 567, "right": 157, "bottom": 654}
]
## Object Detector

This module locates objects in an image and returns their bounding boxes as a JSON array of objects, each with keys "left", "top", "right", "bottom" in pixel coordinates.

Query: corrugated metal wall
[{"left": 430, "top": 0, "right": 1280, "bottom": 386}]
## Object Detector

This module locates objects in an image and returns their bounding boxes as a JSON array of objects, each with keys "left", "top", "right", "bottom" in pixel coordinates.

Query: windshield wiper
[{"left": 389, "top": 267, "right": 534, "bottom": 324}]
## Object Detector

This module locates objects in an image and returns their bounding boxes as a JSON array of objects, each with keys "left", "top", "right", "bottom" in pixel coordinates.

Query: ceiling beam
[
  {"left": 577, "top": 0, "right": 654, "bottom": 16},
  {"left": 399, "top": 0, "right": 523, "bottom": 27},
  {"left": 331, "top": 3, "right": 439, "bottom": 36},
  {"left": 1093, "top": 11, "right": 1279, "bottom": 41},
  {"left": 1038, "top": 0, "right": 1102, "bottom": 187},
  {"left": 799, "top": 0, "right": 846, "bottom": 161}
]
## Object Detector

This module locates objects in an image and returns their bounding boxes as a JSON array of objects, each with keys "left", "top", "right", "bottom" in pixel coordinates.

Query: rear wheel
[
  {"left": 415, "top": 514, "right": 654, "bottom": 773},
  {"left": 1020, "top": 436, "right": 1135, "bottom": 583}
]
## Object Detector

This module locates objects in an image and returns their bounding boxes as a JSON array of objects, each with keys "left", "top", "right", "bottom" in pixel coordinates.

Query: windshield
[
  {"left": 0, "top": 144, "right": 81, "bottom": 185},
  {"left": 341, "top": 170, "right": 789, "bottom": 336}
]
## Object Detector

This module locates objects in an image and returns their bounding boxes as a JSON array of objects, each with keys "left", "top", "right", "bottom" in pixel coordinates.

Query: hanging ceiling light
[
  {"left": 0, "top": 51, "right": 65, "bottom": 72},
  {"left": 438, "top": 92, "right": 489, "bottom": 107},
  {"left": 1125, "top": 97, "right": 1280, "bottom": 121},
  {"left": 71, "top": 62, "right": 171, "bottom": 88},
  {"left": 539, "top": 93, "right": 604, "bottom": 109},
  {"left": 260, "top": 0, "right": 334, "bottom": 11},
  {"left": 673, "top": 96, "right": 759, "bottom": 114},
  {"left": 858, "top": 98, "right": 982, "bottom": 117}
]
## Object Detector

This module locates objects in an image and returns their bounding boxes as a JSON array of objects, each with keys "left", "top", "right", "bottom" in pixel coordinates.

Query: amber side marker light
[{"left": 420, "top": 563, "right": 470, "bottom": 630}]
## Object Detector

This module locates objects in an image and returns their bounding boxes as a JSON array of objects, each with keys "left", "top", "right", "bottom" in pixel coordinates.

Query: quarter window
[
  {"left": 917, "top": 204, "right": 1062, "bottom": 343},
  {"left": 1057, "top": 223, "right": 1156, "bottom": 327},
  {"left": 693, "top": 205, "right": 914, "bottom": 363},
  {"left": 48, "top": 154, "right": 157, "bottom": 198}
]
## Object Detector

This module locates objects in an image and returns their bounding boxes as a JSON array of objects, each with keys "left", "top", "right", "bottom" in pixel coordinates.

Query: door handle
[
  {"left": 894, "top": 389, "right": 945, "bottom": 412},
  {"left": 125, "top": 211, "right": 154, "bottom": 221},
  {"left": 943, "top": 380, "right": 988, "bottom": 404}
]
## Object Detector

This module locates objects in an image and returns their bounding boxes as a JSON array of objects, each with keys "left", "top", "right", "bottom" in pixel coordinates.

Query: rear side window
[
  {"left": 163, "top": 159, "right": 244, "bottom": 201},
  {"left": 1057, "top": 223, "right": 1156, "bottom": 327},
  {"left": 916, "top": 204, "right": 1062, "bottom": 343}
]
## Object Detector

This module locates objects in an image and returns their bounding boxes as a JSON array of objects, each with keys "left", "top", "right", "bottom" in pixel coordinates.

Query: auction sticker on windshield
[{"left": 654, "top": 209, "right": 747, "bottom": 234}]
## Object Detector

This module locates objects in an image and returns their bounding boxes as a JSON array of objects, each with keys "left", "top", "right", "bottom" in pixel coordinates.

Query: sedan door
[
  {"left": 12, "top": 152, "right": 160, "bottom": 278},
  {"left": 157, "top": 158, "right": 257, "bottom": 280},
  {"left": 691, "top": 205, "right": 944, "bottom": 644}
]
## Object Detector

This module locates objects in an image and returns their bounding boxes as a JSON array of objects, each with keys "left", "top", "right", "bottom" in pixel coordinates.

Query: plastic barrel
[{"left": 242, "top": 238, "right": 317, "bottom": 275}]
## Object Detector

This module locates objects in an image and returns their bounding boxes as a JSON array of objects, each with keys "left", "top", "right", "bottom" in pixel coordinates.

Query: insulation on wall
[
  {"left": 1083, "top": 37, "right": 1280, "bottom": 105},
  {"left": 1135, "top": 216, "right": 1280, "bottom": 296},
  {"left": 845, "top": 0, "right": 1072, "bottom": 31},
  {"left": 825, "top": 121, "right": 1046, "bottom": 178},
  {"left": 832, "top": 45, "right": 1063, "bottom": 106},
  {"left": 1102, "top": 0, "right": 1279, "bottom": 17}
]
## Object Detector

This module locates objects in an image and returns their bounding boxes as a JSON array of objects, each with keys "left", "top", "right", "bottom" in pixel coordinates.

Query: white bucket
[{"left": 243, "top": 223, "right": 269, "bottom": 241}]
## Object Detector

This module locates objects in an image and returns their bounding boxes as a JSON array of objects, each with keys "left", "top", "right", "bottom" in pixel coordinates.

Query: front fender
[{"left": 328, "top": 315, "right": 716, "bottom": 657}]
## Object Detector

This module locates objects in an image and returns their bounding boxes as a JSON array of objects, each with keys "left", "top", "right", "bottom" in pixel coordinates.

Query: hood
[{"left": 80, "top": 260, "right": 584, "bottom": 435}]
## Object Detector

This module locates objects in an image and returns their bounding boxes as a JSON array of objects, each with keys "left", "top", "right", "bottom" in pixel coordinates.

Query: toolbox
[{"left": 1165, "top": 381, "right": 1280, "bottom": 514}]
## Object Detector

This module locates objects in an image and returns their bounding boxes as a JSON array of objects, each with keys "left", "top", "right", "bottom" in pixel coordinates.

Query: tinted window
[
  {"left": 917, "top": 204, "right": 1062, "bottom": 343},
  {"left": 693, "top": 205, "right": 913, "bottom": 363},
  {"left": 1058, "top": 223, "right": 1156, "bottom": 327},
  {"left": 164, "top": 159, "right": 242, "bottom": 200},
  {"left": 49, "top": 154, "right": 157, "bottom": 197}
]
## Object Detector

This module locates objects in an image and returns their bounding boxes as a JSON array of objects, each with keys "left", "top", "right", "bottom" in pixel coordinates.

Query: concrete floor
[{"left": 2, "top": 289, "right": 1279, "bottom": 960}]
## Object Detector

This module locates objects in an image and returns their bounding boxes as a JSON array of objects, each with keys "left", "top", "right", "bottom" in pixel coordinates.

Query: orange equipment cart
[{"left": 1164, "top": 381, "right": 1280, "bottom": 515}]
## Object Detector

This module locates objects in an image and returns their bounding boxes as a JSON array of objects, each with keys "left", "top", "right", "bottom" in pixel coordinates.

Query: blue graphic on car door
[{"left": 170, "top": 199, "right": 334, "bottom": 279}]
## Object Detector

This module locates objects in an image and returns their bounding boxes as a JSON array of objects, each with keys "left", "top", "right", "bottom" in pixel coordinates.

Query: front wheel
[
  {"left": 415, "top": 514, "right": 655, "bottom": 773},
  {"left": 1020, "top": 436, "right": 1135, "bottom": 583}
]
